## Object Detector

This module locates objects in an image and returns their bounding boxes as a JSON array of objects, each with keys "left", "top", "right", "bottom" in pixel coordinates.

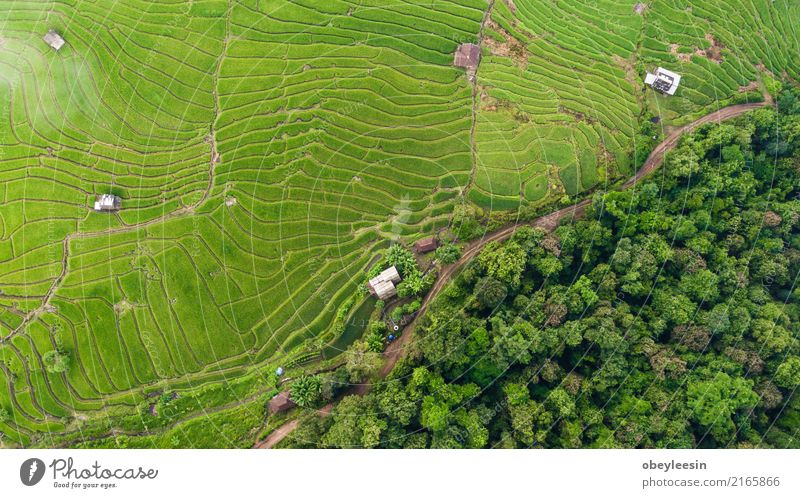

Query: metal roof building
[
  {"left": 367, "top": 265, "right": 402, "bottom": 300},
  {"left": 645, "top": 67, "right": 681, "bottom": 95},
  {"left": 43, "top": 30, "right": 66, "bottom": 51},
  {"left": 94, "top": 194, "right": 121, "bottom": 212}
]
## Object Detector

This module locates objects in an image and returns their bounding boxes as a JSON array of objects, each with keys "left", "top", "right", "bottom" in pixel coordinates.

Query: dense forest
[{"left": 283, "top": 92, "right": 800, "bottom": 448}]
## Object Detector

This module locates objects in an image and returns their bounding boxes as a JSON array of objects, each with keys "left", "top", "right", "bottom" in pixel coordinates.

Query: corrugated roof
[
  {"left": 454, "top": 43, "right": 481, "bottom": 69},
  {"left": 415, "top": 237, "right": 437, "bottom": 253},
  {"left": 43, "top": 30, "right": 65, "bottom": 51},
  {"left": 372, "top": 280, "right": 397, "bottom": 300},
  {"left": 268, "top": 391, "right": 295, "bottom": 413}
]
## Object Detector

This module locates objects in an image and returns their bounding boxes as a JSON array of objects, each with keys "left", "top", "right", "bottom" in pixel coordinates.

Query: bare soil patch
[
  {"left": 696, "top": 33, "right": 724, "bottom": 63},
  {"left": 738, "top": 81, "right": 759, "bottom": 93},
  {"left": 670, "top": 44, "right": 691, "bottom": 62},
  {"left": 483, "top": 19, "right": 527, "bottom": 68}
]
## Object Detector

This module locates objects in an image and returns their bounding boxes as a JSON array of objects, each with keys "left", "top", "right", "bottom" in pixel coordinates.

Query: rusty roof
[{"left": 454, "top": 43, "right": 481, "bottom": 69}]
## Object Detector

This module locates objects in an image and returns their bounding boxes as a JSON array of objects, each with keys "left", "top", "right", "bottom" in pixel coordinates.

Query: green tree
[
  {"left": 43, "top": 349, "right": 70, "bottom": 374},
  {"left": 344, "top": 340, "right": 382, "bottom": 383},
  {"left": 290, "top": 375, "right": 323, "bottom": 408},
  {"left": 504, "top": 383, "right": 552, "bottom": 446},
  {"left": 376, "top": 383, "right": 417, "bottom": 426},
  {"left": 680, "top": 269, "right": 720, "bottom": 303},
  {"left": 474, "top": 276, "right": 507, "bottom": 309},
  {"left": 478, "top": 241, "right": 526, "bottom": 287},
  {"left": 322, "top": 395, "right": 386, "bottom": 448},
  {"left": 532, "top": 254, "right": 563, "bottom": 278},
  {"left": 396, "top": 269, "right": 425, "bottom": 297},
  {"left": 365, "top": 330, "right": 385, "bottom": 353},
  {"left": 687, "top": 372, "right": 758, "bottom": 443},
  {"left": 319, "top": 367, "right": 349, "bottom": 403},
  {"left": 435, "top": 243, "right": 461, "bottom": 264},
  {"left": 385, "top": 244, "right": 417, "bottom": 276},
  {"left": 775, "top": 357, "right": 800, "bottom": 389}
]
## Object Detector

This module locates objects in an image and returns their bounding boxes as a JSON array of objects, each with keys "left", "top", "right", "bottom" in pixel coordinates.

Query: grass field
[
  {"left": 0, "top": 0, "right": 798, "bottom": 447},
  {"left": 0, "top": 0, "right": 486, "bottom": 447},
  {"left": 469, "top": 0, "right": 799, "bottom": 210}
]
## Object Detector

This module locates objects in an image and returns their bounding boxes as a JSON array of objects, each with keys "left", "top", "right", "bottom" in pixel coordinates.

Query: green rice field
[
  {"left": 0, "top": 0, "right": 797, "bottom": 447},
  {"left": 470, "top": 0, "right": 799, "bottom": 209}
]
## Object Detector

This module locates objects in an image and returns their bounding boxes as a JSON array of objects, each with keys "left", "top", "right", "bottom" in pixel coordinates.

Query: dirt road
[
  {"left": 255, "top": 100, "right": 768, "bottom": 448},
  {"left": 254, "top": 403, "right": 332, "bottom": 449},
  {"left": 375, "top": 101, "right": 767, "bottom": 384}
]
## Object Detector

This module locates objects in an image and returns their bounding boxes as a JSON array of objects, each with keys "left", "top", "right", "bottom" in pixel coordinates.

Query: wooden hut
[
  {"left": 268, "top": 391, "right": 295, "bottom": 414},
  {"left": 414, "top": 237, "right": 438, "bottom": 254},
  {"left": 453, "top": 43, "right": 481, "bottom": 70}
]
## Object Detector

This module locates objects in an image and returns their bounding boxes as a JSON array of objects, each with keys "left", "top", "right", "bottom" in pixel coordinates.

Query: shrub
[
  {"left": 474, "top": 276, "right": 508, "bottom": 309},
  {"left": 366, "top": 330, "right": 385, "bottom": 352},
  {"left": 435, "top": 243, "right": 461, "bottom": 264},
  {"left": 385, "top": 245, "right": 417, "bottom": 276},
  {"left": 42, "top": 350, "right": 69, "bottom": 374},
  {"left": 290, "top": 375, "right": 322, "bottom": 408}
]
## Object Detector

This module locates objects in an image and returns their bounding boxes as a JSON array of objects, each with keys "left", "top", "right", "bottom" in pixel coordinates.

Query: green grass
[
  {"left": 0, "top": 0, "right": 797, "bottom": 447},
  {"left": 0, "top": 0, "right": 486, "bottom": 446},
  {"left": 470, "top": 0, "right": 798, "bottom": 210}
]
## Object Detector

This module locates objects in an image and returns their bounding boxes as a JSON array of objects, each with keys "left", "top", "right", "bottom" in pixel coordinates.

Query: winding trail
[
  {"left": 254, "top": 403, "right": 332, "bottom": 449},
  {"left": 254, "top": 101, "right": 769, "bottom": 448}
]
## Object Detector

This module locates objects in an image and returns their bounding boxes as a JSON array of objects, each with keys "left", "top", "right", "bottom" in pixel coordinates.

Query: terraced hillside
[
  {"left": 0, "top": 0, "right": 486, "bottom": 446},
  {"left": 471, "top": 0, "right": 799, "bottom": 210},
  {"left": 0, "top": 0, "right": 798, "bottom": 448}
]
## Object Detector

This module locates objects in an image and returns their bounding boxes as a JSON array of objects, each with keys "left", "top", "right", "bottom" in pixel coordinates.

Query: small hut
[
  {"left": 453, "top": 43, "right": 481, "bottom": 70},
  {"left": 414, "top": 237, "right": 438, "bottom": 254},
  {"left": 93, "top": 194, "right": 121, "bottom": 212},
  {"left": 645, "top": 67, "right": 681, "bottom": 95},
  {"left": 367, "top": 266, "right": 402, "bottom": 300},
  {"left": 268, "top": 391, "right": 295, "bottom": 414},
  {"left": 43, "top": 30, "right": 66, "bottom": 51}
]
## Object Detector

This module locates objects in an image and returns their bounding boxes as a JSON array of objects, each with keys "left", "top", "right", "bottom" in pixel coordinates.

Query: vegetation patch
[{"left": 288, "top": 104, "right": 800, "bottom": 448}]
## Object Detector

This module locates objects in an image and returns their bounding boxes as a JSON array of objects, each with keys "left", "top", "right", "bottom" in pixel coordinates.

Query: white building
[
  {"left": 645, "top": 67, "right": 681, "bottom": 95},
  {"left": 94, "top": 194, "right": 121, "bottom": 212},
  {"left": 43, "top": 30, "right": 66, "bottom": 51},
  {"left": 367, "top": 266, "right": 402, "bottom": 300}
]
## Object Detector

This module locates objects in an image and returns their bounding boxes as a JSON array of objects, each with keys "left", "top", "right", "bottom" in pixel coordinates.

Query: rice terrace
[{"left": 0, "top": 0, "right": 797, "bottom": 449}]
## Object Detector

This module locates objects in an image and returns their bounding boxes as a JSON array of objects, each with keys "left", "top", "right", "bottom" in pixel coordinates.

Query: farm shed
[
  {"left": 453, "top": 43, "right": 481, "bottom": 70},
  {"left": 645, "top": 67, "right": 681, "bottom": 95},
  {"left": 414, "top": 237, "right": 438, "bottom": 253},
  {"left": 268, "top": 391, "right": 295, "bottom": 413},
  {"left": 368, "top": 266, "right": 402, "bottom": 300},
  {"left": 93, "top": 194, "right": 121, "bottom": 212},
  {"left": 43, "top": 30, "right": 66, "bottom": 51}
]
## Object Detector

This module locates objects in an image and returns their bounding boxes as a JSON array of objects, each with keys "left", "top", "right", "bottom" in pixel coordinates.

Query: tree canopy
[{"left": 288, "top": 103, "right": 800, "bottom": 449}]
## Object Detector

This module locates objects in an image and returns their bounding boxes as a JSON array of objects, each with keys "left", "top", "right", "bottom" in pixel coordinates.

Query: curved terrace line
[{"left": 255, "top": 100, "right": 770, "bottom": 449}]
